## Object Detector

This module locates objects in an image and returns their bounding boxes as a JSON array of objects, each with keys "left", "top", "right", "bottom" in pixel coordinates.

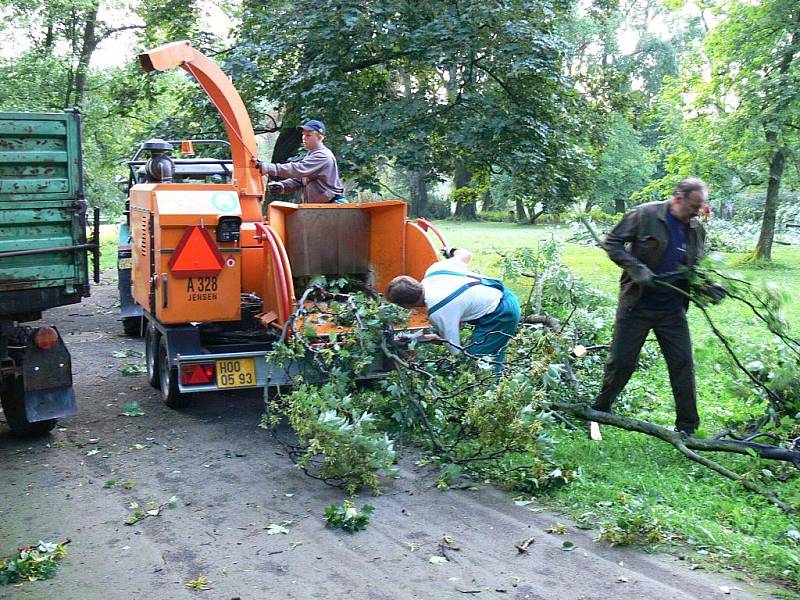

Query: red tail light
[
  {"left": 33, "top": 327, "right": 59, "bottom": 350},
  {"left": 180, "top": 363, "right": 215, "bottom": 385}
]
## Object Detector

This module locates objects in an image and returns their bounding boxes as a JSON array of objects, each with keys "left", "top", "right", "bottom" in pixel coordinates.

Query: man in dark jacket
[
  {"left": 255, "top": 119, "right": 345, "bottom": 203},
  {"left": 592, "top": 178, "right": 710, "bottom": 435}
]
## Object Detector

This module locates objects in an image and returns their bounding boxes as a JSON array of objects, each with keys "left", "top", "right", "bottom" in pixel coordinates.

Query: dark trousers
[{"left": 592, "top": 305, "right": 699, "bottom": 432}]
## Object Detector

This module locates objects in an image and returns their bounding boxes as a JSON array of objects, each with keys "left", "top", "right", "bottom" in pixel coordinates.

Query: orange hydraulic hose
[
  {"left": 256, "top": 222, "right": 291, "bottom": 326},
  {"left": 264, "top": 224, "right": 295, "bottom": 304}
]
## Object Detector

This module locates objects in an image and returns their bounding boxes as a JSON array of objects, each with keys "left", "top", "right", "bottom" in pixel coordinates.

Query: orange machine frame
[{"left": 136, "top": 41, "right": 439, "bottom": 332}]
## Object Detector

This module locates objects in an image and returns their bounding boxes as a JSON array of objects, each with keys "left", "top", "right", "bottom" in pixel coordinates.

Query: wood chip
[{"left": 515, "top": 537, "right": 535, "bottom": 553}]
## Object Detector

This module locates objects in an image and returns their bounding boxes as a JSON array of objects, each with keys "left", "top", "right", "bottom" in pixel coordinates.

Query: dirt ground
[{"left": 0, "top": 273, "right": 781, "bottom": 600}]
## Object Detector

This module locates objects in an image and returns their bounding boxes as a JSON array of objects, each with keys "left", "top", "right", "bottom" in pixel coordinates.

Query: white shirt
[{"left": 422, "top": 258, "right": 503, "bottom": 352}]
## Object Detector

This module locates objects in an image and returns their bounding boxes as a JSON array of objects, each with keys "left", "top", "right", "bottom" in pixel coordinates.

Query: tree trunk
[
  {"left": 529, "top": 209, "right": 543, "bottom": 224},
  {"left": 408, "top": 170, "right": 429, "bottom": 218},
  {"left": 453, "top": 161, "right": 476, "bottom": 220},
  {"left": 268, "top": 125, "right": 304, "bottom": 203},
  {"left": 271, "top": 126, "right": 302, "bottom": 163},
  {"left": 515, "top": 197, "right": 527, "bottom": 222},
  {"left": 754, "top": 19, "right": 797, "bottom": 260},
  {"left": 72, "top": 1, "right": 100, "bottom": 108},
  {"left": 614, "top": 196, "right": 626, "bottom": 213},
  {"left": 753, "top": 134, "right": 785, "bottom": 261},
  {"left": 480, "top": 187, "right": 494, "bottom": 212}
]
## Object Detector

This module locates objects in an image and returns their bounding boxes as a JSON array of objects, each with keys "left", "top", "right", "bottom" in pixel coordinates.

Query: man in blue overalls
[{"left": 385, "top": 249, "right": 521, "bottom": 369}]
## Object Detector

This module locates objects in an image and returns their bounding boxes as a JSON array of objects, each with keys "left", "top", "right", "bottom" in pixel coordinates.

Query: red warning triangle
[
  {"left": 168, "top": 226, "right": 224, "bottom": 278},
  {"left": 185, "top": 365, "right": 212, "bottom": 384}
]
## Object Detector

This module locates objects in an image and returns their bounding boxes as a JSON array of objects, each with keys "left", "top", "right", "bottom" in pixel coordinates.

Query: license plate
[
  {"left": 216, "top": 358, "right": 256, "bottom": 389},
  {"left": 118, "top": 257, "right": 133, "bottom": 270}
]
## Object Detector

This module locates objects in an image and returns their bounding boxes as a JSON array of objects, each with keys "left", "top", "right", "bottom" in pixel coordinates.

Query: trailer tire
[
  {"left": 158, "top": 337, "right": 187, "bottom": 409},
  {"left": 1, "top": 380, "right": 57, "bottom": 436},
  {"left": 123, "top": 316, "right": 144, "bottom": 337},
  {"left": 145, "top": 323, "right": 160, "bottom": 389}
]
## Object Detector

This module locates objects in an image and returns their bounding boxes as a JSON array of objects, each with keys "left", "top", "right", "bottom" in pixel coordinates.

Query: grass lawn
[{"left": 439, "top": 221, "right": 800, "bottom": 594}]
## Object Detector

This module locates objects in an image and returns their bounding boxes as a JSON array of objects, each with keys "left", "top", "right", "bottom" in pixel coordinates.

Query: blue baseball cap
[{"left": 297, "top": 119, "right": 326, "bottom": 135}]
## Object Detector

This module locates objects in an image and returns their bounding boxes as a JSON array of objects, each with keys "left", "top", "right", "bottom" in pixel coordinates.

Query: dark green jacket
[{"left": 603, "top": 200, "right": 706, "bottom": 311}]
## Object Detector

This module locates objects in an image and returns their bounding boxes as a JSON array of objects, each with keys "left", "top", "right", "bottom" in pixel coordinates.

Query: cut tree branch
[{"left": 551, "top": 402, "right": 797, "bottom": 513}]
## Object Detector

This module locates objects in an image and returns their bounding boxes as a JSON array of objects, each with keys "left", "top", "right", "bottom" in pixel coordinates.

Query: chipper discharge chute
[{"left": 129, "top": 41, "right": 440, "bottom": 408}]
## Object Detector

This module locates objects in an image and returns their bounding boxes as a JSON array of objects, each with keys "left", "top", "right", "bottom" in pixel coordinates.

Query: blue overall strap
[
  {"left": 427, "top": 281, "right": 481, "bottom": 316},
  {"left": 425, "top": 270, "right": 505, "bottom": 292},
  {"left": 424, "top": 269, "right": 506, "bottom": 316}
]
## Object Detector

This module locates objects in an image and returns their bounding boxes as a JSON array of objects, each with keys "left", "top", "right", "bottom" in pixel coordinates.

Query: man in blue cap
[{"left": 255, "top": 119, "right": 345, "bottom": 203}]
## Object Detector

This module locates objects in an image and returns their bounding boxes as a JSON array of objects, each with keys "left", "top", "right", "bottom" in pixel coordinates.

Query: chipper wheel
[
  {"left": 157, "top": 337, "right": 188, "bottom": 409},
  {"left": 144, "top": 322, "right": 160, "bottom": 389}
]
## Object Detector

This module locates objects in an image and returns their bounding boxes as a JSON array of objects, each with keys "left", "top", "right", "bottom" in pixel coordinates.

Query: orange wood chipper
[{"left": 129, "top": 41, "right": 442, "bottom": 408}]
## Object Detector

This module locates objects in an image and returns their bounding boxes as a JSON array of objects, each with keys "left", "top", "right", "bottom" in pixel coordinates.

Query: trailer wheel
[
  {"left": 123, "top": 316, "right": 144, "bottom": 337},
  {"left": 1, "top": 380, "right": 57, "bottom": 436},
  {"left": 158, "top": 337, "right": 188, "bottom": 409},
  {"left": 145, "top": 323, "right": 160, "bottom": 389}
]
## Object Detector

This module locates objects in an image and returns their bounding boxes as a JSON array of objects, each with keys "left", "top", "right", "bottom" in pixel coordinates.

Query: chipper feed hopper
[{"left": 129, "top": 41, "right": 439, "bottom": 407}]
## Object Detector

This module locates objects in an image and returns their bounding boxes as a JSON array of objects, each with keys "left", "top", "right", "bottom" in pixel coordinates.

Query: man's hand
[
  {"left": 630, "top": 265, "right": 655, "bottom": 286},
  {"left": 418, "top": 333, "right": 443, "bottom": 344},
  {"left": 268, "top": 181, "right": 284, "bottom": 194},
  {"left": 252, "top": 158, "right": 266, "bottom": 174},
  {"left": 702, "top": 283, "right": 727, "bottom": 304}
]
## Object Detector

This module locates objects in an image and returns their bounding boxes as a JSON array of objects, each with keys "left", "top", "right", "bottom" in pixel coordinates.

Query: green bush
[{"left": 479, "top": 210, "right": 515, "bottom": 222}]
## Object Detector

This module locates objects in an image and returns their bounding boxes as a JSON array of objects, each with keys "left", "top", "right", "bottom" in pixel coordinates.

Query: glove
[
  {"left": 630, "top": 265, "right": 655, "bottom": 287},
  {"left": 252, "top": 158, "right": 266, "bottom": 174},
  {"left": 702, "top": 283, "right": 727, "bottom": 304},
  {"left": 268, "top": 181, "right": 284, "bottom": 194},
  {"left": 442, "top": 247, "right": 457, "bottom": 259}
]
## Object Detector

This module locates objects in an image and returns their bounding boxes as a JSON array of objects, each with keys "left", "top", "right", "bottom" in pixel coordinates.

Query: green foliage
[
  {"left": 120, "top": 400, "right": 144, "bottom": 416},
  {"left": 705, "top": 222, "right": 759, "bottom": 253},
  {"left": 479, "top": 210, "right": 516, "bottom": 223},
  {"left": 231, "top": 0, "right": 593, "bottom": 204},
  {"left": 426, "top": 222, "right": 800, "bottom": 587},
  {"left": 596, "top": 501, "right": 668, "bottom": 547},
  {"left": 263, "top": 291, "right": 406, "bottom": 494},
  {"left": 590, "top": 114, "right": 655, "bottom": 213},
  {"left": 0, "top": 541, "right": 68, "bottom": 585},
  {"left": 499, "top": 241, "right": 615, "bottom": 345},
  {"left": 185, "top": 574, "right": 212, "bottom": 591},
  {"left": 324, "top": 500, "right": 375, "bottom": 533},
  {"left": 263, "top": 260, "right": 597, "bottom": 495},
  {"left": 647, "top": 0, "right": 800, "bottom": 257},
  {"left": 276, "top": 383, "right": 398, "bottom": 495},
  {"left": 451, "top": 185, "right": 483, "bottom": 208},
  {"left": 581, "top": 208, "right": 619, "bottom": 226}
]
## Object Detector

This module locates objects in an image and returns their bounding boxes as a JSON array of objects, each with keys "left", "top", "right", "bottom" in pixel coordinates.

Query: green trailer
[{"left": 0, "top": 110, "right": 98, "bottom": 435}]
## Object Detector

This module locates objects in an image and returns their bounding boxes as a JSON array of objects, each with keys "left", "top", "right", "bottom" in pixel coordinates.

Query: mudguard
[{"left": 21, "top": 332, "right": 77, "bottom": 422}]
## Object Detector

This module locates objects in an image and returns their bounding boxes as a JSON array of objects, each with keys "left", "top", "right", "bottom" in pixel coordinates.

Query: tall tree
[
  {"left": 0, "top": 0, "right": 145, "bottom": 108},
  {"left": 652, "top": 0, "right": 799, "bottom": 260},
  {"left": 229, "top": 0, "right": 592, "bottom": 216}
]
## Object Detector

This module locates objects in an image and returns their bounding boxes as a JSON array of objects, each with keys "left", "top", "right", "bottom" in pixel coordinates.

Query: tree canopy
[{"left": 0, "top": 0, "right": 796, "bottom": 258}]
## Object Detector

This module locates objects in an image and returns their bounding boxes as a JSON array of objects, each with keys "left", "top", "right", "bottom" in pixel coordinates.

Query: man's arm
[
  {"left": 267, "top": 150, "right": 330, "bottom": 180},
  {"left": 271, "top": 178, "right": 303, "bottom": 193},
  {"left": 429, "top": 313, "right": 462, "bottom": 354},
  {"left": 603, "top": 209, "right": 654, "bottom": 285}
]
